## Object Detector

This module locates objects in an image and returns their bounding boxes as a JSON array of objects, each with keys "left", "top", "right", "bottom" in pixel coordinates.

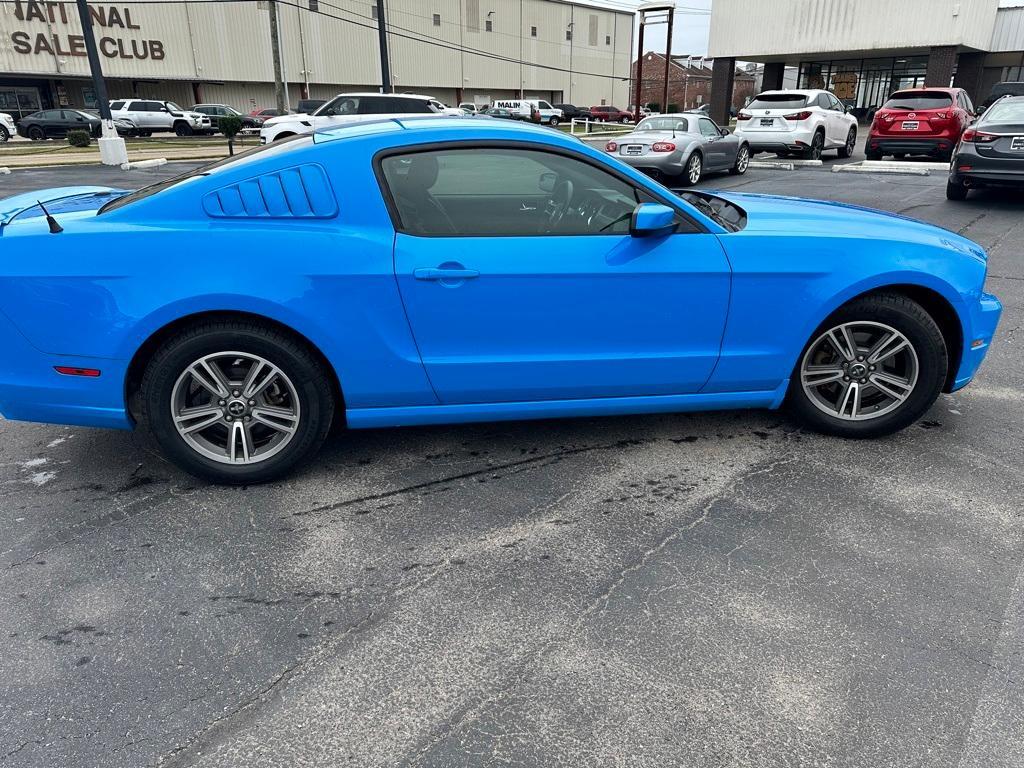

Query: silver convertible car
[{"left": 603, "top": 115, "right": 750, "bottom": 186}]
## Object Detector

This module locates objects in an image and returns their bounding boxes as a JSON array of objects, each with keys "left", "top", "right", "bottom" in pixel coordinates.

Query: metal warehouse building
[
  {"left": 0, "top": 0, "right": 634, "bottom": 119},
  {"left": 704, "top": 0, "right": 1024, "bottom": 124}
]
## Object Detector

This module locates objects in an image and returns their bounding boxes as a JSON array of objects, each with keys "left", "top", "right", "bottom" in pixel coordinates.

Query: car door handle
[{"left": 413, "top": 267, "right": 480, "bottom": 280}]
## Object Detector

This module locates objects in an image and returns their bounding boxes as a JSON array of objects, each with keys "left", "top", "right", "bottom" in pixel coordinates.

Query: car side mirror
[
  {"left": 719, "top": 127, "right": 730, "bottom": 136},
  {"left": 538, "top": 172, "right": 557, "bottom": 194},
  {"left": 845, "top": 105, "right": 855, "bottom": 114},
  {"left": 630, "top": 203, "right": 676, "bottom": 237}
]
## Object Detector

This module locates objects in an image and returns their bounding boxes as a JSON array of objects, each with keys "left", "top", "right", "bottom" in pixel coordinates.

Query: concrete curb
[
  {"left": 120, "top": 158, "right": 168, "bottom": 170},
  {"left": 832, "top": 164, "right": 930, "bottom": 176},
  {"left": 749, "top": 160, "right": 795, "bottom": 171},
  {"left": 859, "top": 160, "right": 949, "bottom": 171}
]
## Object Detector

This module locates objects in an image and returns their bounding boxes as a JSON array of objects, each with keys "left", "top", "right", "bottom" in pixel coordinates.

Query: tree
[{"left": 219, "top": 115, "right": 243, "bottom": 156}]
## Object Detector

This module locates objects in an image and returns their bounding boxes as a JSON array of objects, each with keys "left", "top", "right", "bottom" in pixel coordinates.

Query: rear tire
[
  {"left": 141, "top": 320, "right": 335, "bottom": 484},
  {"left": 547, "top": 116, "right": 559, "bottom": 127},
  {"left": 677, "top": 152, "right": 703, "bottom": 187},
  {"left": 865, "top": 149, "right": 882, "bottom": 161},
  {"left": 804, "top": 130, "right": 825, "bottom": 160},
  {"left": 28, "top": 125, "right": 45, "bottom": 141},
  {"left": 946, "top": 178, "right": 969, "bottom": 200},
  {"left": 786, "top": 293, "right": 947, "bottom": 439}
]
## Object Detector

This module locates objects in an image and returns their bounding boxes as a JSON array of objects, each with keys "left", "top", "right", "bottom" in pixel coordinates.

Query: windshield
[
  {"left": 748, "top": 94, "right": 808, "bottom": 110},
  {"left": 883, "top": 91, "right": 953, "bottom": 110},
  {"left": 167, "top": 102, "right": 185, "bottom": 112},
  {"left": 982, "top": 100, "right": 1024, "bottom": 125},
  {"left": 636, "top": 117, "right": 690, "bottom": 132},
  {"left": 98, "top": 134, "right": 314, "bottom": 214}
]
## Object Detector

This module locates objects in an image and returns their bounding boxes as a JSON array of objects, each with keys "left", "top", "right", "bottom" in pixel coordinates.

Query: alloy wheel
[
  {"left": 809, "top": 133, "right": 824, "bottom": 160},
  {"left": 687, "top": 154, "right": 702, "bottom": 184},
  {"left": 800, "top": 321, "right": 919, "bottom": 421},
  {"left": 845, "top": 129, "right": 856, "bottom": 154},
  {"left": 170, "top": 351, "right": 301, "bottom": 465},
  {"left": 735, "top": 147, "right": 749, "bottom": 173}
]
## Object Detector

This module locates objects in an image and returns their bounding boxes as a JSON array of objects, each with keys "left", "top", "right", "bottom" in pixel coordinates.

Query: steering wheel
[{"left": 539, "top": 179, "right": 574, "bottom": 233}]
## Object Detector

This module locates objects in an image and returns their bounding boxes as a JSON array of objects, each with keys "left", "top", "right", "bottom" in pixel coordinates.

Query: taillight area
[
  {"left": 606, "top": 141, "right": 618, "bottom": 152},
  {"left": 783, "top": 110, "right": 813, "bottom": 122},
  {"left": 736, "top": 111, "right": 751, "bottom": 121},
  {"left": 962, "top": 129, "right": 998, "bottom": 143},
  {"left": 651, "top": 142, "right": 675, "bottom": 152}
]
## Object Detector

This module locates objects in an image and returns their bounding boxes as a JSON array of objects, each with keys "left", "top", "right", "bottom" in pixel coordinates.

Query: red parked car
[
  {"left": 867, "top": 87, "right": 977, "bottom": 161},
  {"left": 590, "top": 105, "right": 632, "bottom": 123}
]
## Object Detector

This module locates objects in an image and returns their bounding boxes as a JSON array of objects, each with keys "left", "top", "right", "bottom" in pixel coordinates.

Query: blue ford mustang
[{"left": 0, "top": 117, "right": 1002, "bottom": 483}]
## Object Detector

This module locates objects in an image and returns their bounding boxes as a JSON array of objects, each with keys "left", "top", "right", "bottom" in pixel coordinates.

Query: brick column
[
  {"left": 953, "top": 52, "right": 986, "bottom": 104},
  {"left": 710, "top": 57, "right": 735, "bottom": 126},
  {"left": 761, "top": 62, "right": 786, "bottom": 92},
  {"left": 925, "top": 46, "right": 958, "bottom": 88}
]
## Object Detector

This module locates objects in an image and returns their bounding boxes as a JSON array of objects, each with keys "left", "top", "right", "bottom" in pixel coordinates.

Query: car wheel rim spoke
[
  {"left": 171, "top": 352, "right": 301, "bottom": 466},
  {"left": 800, "top": 321, "right": 919, "bottom": 422}
]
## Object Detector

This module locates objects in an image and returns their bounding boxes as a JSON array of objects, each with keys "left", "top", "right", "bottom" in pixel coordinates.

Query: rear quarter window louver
[{"left": 202, "top": 164, "right": 338, "bottom": 219}]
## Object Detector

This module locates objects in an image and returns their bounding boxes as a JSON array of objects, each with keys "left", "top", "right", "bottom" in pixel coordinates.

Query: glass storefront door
[{"left": 0, "top": 86, "right": 43, "bottom": 121}]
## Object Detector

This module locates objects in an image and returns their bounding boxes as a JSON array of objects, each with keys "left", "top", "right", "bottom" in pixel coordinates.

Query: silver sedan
[{"left": 604, "top": 115, "right": 750, "bottom": 186}]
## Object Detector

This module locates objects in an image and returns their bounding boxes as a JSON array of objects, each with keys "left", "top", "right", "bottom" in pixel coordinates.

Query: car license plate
[
  {"left": 1012, "top": 137, "right": 1024, "bottom": 151},
  {"left": 901, "top": 121, "right": 919, "bottom": 131},
  {"left": 759, "top": 118, "right": 774, "bottom": 127},
  {"left": 625, "top": 145, "right": 643, "bottom": 155}
]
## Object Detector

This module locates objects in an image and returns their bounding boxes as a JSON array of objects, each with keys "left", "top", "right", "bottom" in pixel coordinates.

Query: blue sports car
[{"left": 0, "top": 117, "right": 1002, "bottom": 483}]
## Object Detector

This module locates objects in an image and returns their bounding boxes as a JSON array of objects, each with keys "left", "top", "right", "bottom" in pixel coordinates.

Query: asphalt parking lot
[{"left": 1, "top": 155, "right": 1022, "bottom": 768}]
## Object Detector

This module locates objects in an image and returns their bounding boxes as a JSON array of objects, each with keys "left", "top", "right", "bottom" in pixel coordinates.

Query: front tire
[
  {"left": 174, "top": 121, "right": 194, "bottom": 137},
  {"left": 28, "top": 125, "right": 45, "bottom": 141},
  {"left": 729, "top": 144, "right": 750, "bottom": 175},
  {"left": 141, "top": 320, "right": 335, "bottom": 484},
  {"left": 787, "top": 294, "right": 947, "bottom": 438},
  {"left": 837, "top": 127, "right": 856, "bottom": 158}
]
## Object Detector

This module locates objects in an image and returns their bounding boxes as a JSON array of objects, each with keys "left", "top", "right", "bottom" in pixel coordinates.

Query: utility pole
[
  {"left": 375, "top": 0, "right": 391, "bottom": 92},
  {"left": 268, "top": 0, "right": 287, "bottom": 113},
  {"left": 74, "top": 0, "right": 127, "bottom": 165}
]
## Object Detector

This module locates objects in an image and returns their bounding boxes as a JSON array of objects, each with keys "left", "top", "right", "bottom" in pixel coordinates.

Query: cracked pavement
[{"left": 0, "top": 159, "right": 1022, "bottom": 767}]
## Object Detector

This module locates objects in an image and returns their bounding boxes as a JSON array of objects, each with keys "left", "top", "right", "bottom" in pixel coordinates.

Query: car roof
[
  {"left": 314, "top": 114, "right": 563, "bottom": 145},
  {"left": 889, "top": 87, "right": 959, "bottom": 93},
  {"left": 330, "top": 92, "right": 432, "bottom": 100},
  {"left": 756, "top": 89, "right": 825, "bottom": 95}
]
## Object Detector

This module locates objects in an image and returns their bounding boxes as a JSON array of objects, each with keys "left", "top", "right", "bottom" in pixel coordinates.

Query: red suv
[
  {"left": 867, "top": 87, "right": 976, "bottom": 161},
  {"left": 590, "top": 105, "right": 632, "bottom": 123}
]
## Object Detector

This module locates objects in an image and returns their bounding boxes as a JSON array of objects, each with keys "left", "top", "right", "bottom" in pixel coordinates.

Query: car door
[
  {"left": 379, "top": 145, "right": 731, "bottom": 404},
  {"left": 36, "top": 110, "right": 60, "bottom": 137},
  {"left": 828, "top": 93, "right": 850, "bottom": 144},
  {"left": 698, "top": 118, "right": 729, "bottom": 169}
]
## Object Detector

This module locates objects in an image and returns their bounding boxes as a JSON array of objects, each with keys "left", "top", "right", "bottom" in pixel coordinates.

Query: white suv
[
  {"left": 0, "top": 112, "right": 15, "bottom": 142},
  {"left": 735, "top": 89, "right": 858, "bottom": 160},
  {"left": 260, "top": 93, "right": 447, "bottom": 143},
  {"left": 109, "top": 99, "right": 212, "bottom": 137}
]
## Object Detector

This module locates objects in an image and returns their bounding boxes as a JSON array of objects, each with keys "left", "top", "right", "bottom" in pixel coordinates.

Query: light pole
[{"left": 74, "top": 0, "right": 127, "bottom": 165}]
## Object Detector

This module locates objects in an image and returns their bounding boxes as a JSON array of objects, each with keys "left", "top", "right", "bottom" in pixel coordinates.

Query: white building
[
  {"left": 0, "top": 0, "right": 634, "bottom": 118},
  {"left": 702, "top": 0, "right": 1024, "bottom": 123}
]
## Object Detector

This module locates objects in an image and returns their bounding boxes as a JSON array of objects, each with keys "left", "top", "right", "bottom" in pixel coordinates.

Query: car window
[
  {"left": 883, "top": 91, "right": 953, "bottom": 110},
  {"left": 637, "top": 117, "right": 690, "bottom": 132},
  {"left": 38, "top": 110, "right": 60, "bottom": 120},
  {"left": 538, "top": 101, "right": 552, "bottom": 110},
  {"left": 380, "top": 147, "right": 645, "bottom": 237},
  {"left": 141, "top": 101, "right": 164, "bottom": 112},
  {"left": 828, "top": 94, "right": 843, "bottom": 111},
  {"left": 110, "top": 100, "right": 125, "bottom": 111},
  {"left": 962, "top": 92, "right": 975, "bottom": 113},
  {"left": 749, "top": 93, "right": 808, "bottom": 110},
  {"left": 982, "top": 100, "right": 1024, "bottom": 125},
  {"left": 698, "top": 118, "right": 719, "bottom": 137},
  {"left": 63, "top": 110, "right": 86, "bottom": 121}
]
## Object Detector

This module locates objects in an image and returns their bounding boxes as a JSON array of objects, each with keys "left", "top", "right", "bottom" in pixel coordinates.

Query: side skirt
[{"left": 346, "top": 381, "right": 790, "bottom": 429}]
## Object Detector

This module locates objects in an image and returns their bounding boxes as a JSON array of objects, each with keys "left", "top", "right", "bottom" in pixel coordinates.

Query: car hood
[
  {"left": 710, "top": 190, "right": 987, "bottom": 260},
  {"left": 264, "top": 113, "right": 310, "bottom": 126}
]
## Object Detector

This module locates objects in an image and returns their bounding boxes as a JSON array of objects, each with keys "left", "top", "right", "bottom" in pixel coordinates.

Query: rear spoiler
[{"left": 0, "top": 186, "right": 115, "bottom": 229}]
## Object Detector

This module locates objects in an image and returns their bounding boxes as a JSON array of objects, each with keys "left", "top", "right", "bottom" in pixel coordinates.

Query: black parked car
[
  {"left": 18, "top": 109, "right": 101, "bottom": 140},
  {"left": 554, "top": 103, "right": 593, "bottom": 121},
  {"left": 980, "top": 82, "right": 1024, "bottom": 112},
  {"left": 191, "top": 104, "right": 262, "bottom": 130},
  {"left": 479, "top": 107, "right": 519, "bottom": 120},
  {"left": 947, "top": 96, "right": 1024, "bottom": 200}
]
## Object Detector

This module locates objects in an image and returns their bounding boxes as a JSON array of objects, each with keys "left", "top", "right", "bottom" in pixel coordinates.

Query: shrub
[
  {"left": 646, "top": 102, "right": 660, "bottom": 112},
  {"left": 219, "top": 115, "right": 243, "bottom": 156},
  {"left": 67, "top": 130, "right": 91, "bottom": 148}
]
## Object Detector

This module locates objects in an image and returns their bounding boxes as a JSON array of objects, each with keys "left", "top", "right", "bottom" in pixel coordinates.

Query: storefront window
[{"left": 798, "top": 56, "right": 929, "bottom": 119}]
